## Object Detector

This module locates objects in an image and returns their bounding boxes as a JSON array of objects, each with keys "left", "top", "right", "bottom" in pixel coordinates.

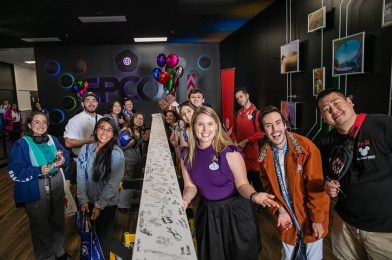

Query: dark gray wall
[
  {"left": 220, "top": 0, "right": 392, "bottom": 138},
  {"left": 34, "top": 43, "right": 220, "bottom": 135},
  {"left": 0, "top": 62, "right": 16, "bottom": 105}
]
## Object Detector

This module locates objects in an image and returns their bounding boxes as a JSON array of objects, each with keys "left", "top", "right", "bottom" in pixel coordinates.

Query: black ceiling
[{"left": 0, "top": 0, "right": 276, "bottom": 48}]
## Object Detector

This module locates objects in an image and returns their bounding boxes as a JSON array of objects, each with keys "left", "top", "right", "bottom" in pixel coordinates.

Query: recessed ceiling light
[
  {"left": 78, "top": 16, "right": 127, "bottom": 23},
  {"left": 134, "top": 37, "right": 167, "bottom": 43},
  {"left": 21, "top": 37, "right": 61, "bottom": 42},
  {"left": 24, "top": 61, "right": 36, "bottom": 64}
]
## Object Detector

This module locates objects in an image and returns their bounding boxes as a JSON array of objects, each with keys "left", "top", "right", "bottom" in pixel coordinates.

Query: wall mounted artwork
[
  {"left": 308, "top": 6, "right": 326, "bottom": 32},
  {"left": 383, "top": 0, "right": 392, "bottom": 27},
  {"left": 280, "top": 40, "right": 300, "bottom": 74},
  {"left": 281, "top": 101, "right": 300, "bottom": 129},
  {"left": 332, "top": 32, "right": 365, "bottom": 77},
  {"left": 313, "top": 67, "right": 325, "bottom": 96}
]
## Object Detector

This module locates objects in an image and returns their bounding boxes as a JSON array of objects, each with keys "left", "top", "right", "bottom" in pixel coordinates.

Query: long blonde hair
[{"left": 185, "top": 106, "right": 229, "bottom": 168}]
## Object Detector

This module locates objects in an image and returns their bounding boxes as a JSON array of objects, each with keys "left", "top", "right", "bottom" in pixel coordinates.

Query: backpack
[{"left": 327, "top": 113, "right": 367, "bottom": 181}]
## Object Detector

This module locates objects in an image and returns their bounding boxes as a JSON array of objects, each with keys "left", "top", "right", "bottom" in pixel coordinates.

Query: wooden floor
[{"left": 0, "top": 155, "right": 337, "bottom": 259}]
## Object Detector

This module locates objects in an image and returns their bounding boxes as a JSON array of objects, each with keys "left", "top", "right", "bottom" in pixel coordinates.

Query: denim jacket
[{"left": 77, "top": 142, "right": 125, "bottom": 209}]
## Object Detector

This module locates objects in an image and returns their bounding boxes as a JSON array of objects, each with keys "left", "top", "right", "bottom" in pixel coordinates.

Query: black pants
[
  {"left": 95, "top": 205, "right": 117, "bottom": 257},
  {"left": 247, "top": 170, "right": 263, "bottom": 192}
]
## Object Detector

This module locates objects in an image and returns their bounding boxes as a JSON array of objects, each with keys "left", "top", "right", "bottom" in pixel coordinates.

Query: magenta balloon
[
  {"left": 157, "top": 53, "right": 166, "bottom": 67},
  {"left": 78, "top": 88, "right": 87, "bottom": 99},
  {"left": 165, "top": 54, "right": 179, "bottom": 68}
]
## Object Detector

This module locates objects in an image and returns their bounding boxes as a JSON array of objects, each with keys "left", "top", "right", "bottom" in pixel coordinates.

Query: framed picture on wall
[
  {"left": 281, "top": 101, "right": 300, "bottom": 129},
  {"left": 332, "top": 32, "right": 365, "bottom": 77},
  {"left": 382, "top": 0, "right": 392, "bottom": 27},
  {"left": 313, "top": 67, "right": 325, "bottom": 96},
  {"left": 280, "top": 40, "right": 300, "bottom": 74},
  {"left": 308, "top": 6, "right": 326, "bottom": 32}
]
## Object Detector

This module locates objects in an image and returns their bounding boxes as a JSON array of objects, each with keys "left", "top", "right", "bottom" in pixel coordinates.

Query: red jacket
[
  {"left": 258, "top": 132, "right": 330, "bottom": 245},
  {"left": 231, "top": 104, "right": 263, "bottom": 171}
]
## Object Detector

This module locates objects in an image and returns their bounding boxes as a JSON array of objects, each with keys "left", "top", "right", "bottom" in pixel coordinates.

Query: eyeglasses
[
  {"left": 31, "top": 120, "right": 48, "bottom": 126},
  {"left": 97, "top": 126, "right": 114, "bottom": 133}
]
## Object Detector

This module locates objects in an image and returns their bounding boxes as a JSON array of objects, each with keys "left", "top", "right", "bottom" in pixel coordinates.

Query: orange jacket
[{"left": 258, "top": 132, "right": 330, "bottom": 245}]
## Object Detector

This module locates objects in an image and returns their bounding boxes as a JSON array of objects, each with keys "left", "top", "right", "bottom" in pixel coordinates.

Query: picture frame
[
  {"left": 332, "top": 32, "right": 365, "bottom": 77},
  {"left": 308, "top": 6, "right": 326, "bottom": 33},
  {"left": 382, "top": 0, "right": 392, "bottom": 27},
  {"left": 313, "top": 67, "right": 325, "bottom": 96},
  {"left": 280, "top": 101, "right": 300, "bottom": 129},
  {"left": 280, "top": 40, "right": 300, "bottom": 74}
]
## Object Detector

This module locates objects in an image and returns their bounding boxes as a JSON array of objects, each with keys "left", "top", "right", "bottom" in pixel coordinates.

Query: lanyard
[
  {"left": 348, "top": 113, "right": 367, "bottom": 138},
  {"left": 272, "top": 144, "right": 302, "bottom": 233}
]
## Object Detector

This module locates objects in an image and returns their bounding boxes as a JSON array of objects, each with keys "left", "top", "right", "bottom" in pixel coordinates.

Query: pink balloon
[
  {"left": 78, "top": 88, "right": 87, "bottom": 97},
  {"left": 165, "top": 54, "right": 179, "bottom": 68}
]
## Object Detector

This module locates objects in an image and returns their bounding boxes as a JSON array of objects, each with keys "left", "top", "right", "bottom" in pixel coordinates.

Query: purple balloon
[
  {"left": 166, "top": 54, "right": 179, "bottom": 68},
  {"left": 157, "top": 53, "right": 166, "bottom": 68}
]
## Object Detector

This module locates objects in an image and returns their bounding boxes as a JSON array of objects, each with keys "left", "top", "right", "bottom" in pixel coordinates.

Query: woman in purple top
[{"left": 180, "top": 106, "right": 279, "bottom": 260}]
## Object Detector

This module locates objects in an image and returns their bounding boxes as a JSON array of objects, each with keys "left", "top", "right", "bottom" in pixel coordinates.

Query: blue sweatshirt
[{"left": 8, "top": 135, "right": 71, "bottom": 205}]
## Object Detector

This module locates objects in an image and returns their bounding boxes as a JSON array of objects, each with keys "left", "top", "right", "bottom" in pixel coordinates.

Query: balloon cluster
[
  {"left": 152, "top": 53, "right": 184, "bottom": 94},
  {"left": 71, "top": 79, "right": 89, "bottom": 99}
]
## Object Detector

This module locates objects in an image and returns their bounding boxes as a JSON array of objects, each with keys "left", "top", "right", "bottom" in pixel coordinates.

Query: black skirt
[{"left": 196, "top": 193, "right": 261, "bottom": 260}]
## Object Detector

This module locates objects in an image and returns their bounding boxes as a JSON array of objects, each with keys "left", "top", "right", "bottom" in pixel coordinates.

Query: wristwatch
[{"left": 94, "top": 202, "right": 102, "bottom": 209}]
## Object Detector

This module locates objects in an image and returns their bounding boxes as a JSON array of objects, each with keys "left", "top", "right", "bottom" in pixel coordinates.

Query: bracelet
[{"left": 249, "top": 192, "right": 258, "bottom": 203}]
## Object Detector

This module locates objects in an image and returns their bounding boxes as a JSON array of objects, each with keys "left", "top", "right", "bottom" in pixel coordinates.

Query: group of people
[
  {"left": 7, "top": 92, "right": 141, "bottom": 259},
  {"left": 0, "top": 99, "right": 22, "bottom": 142},
  {"left": 172, "top": 88, "right": 392, "bottom": 260},
  {"left": 65, "top": 93, "right": 148, "bottom": 256},
  {"left": 173, "top": 88, "right": 329, "bottom": 260},
  {"left": 0, "top": 99, "right": 49, "bottom": 142},
  {"left": 6, "top": 87, "right": 392, "bottom": 260}
]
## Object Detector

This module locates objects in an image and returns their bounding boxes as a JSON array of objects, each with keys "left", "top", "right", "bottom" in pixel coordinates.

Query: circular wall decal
[
  {"left": 45, "top": 60, "right": 61, "bottom": 76},
  {"left": 58, "top": 73, "right": 75, "bottom": 89},
  {"left": 74, "top": 59, "right": 87, "bottom": 75},
  {"left": 198, "top": 56, "right": 212, "bottom": 70},
  {"left": 49, "top": 108, "right": 65, "bottom": 124},
  {"left": 137, "top": 76, "right": 164, "bottom": 100},
  {"left": 62, "top": 96, "right": 77, "bottom": 111},
  {"left": 115, "top": 49, "right": 138, "bottom": 72},
  {"left": 123, "top": 79, "right": 138, "bottom": 97}
]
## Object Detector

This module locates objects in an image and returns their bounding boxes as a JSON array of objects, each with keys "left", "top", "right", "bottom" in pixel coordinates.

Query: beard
[{"left": 85, "top": 105, "right": 97, "bottom": 113}]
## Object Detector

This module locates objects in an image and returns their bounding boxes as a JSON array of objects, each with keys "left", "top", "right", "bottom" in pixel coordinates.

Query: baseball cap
[{"left": 81, "top": 91, "right": 97, "bottom": 102}]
